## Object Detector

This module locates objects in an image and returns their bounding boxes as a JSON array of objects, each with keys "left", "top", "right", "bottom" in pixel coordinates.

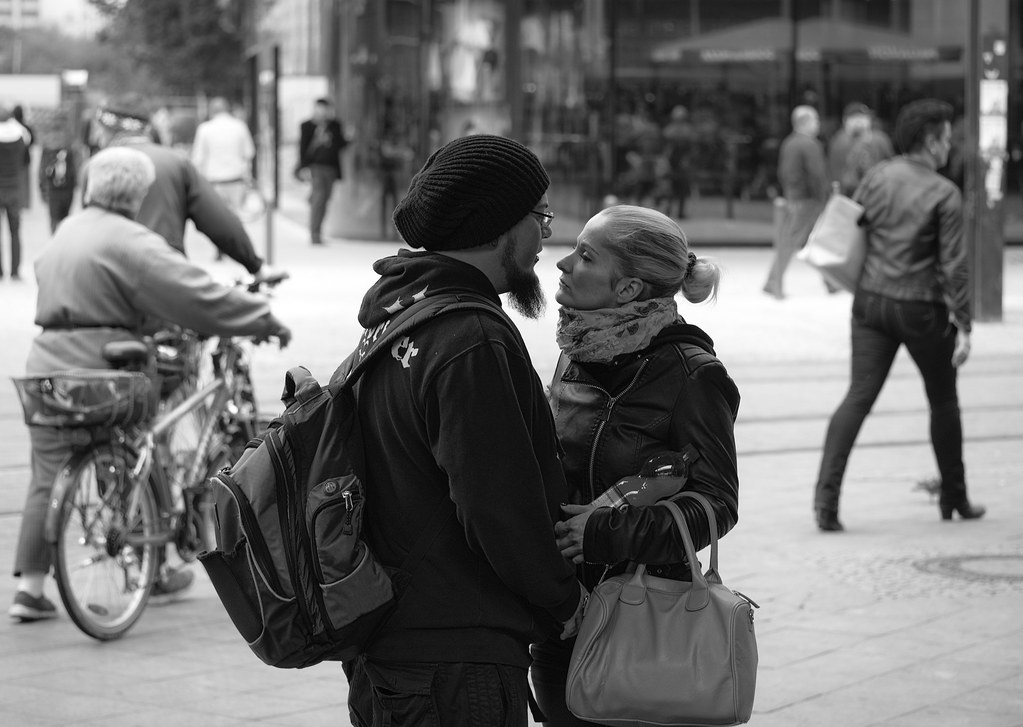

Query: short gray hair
[
  {"left": 791, "top": 105, "right": 817, "bottom": 129},
  {"left": 84, "top": 147, "right": 156, "bottom": 215}
]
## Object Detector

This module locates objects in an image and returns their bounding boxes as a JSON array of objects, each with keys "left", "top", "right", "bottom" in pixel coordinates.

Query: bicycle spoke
[{"left": 54, "top": 445, "right": 159, "bottom": 641}]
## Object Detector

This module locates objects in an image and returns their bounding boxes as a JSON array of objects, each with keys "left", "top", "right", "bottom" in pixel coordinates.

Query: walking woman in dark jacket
[
  {"left": 531, "top": 204, "right": 741, "bottom": 726},
  {"left": 813, "top": 99, "right": 984, "bottom": 532}
]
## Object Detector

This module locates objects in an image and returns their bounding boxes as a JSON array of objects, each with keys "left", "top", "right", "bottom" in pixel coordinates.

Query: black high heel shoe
[
  {"left": 816, "top": 509, "right": 844, "bottom": 532},
  {"left": 940, "top": 501, "right": 986, "bottom": 521}
]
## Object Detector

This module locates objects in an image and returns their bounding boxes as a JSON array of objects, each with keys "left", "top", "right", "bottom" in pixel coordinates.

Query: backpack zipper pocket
[
  {"left": 267, "top": 429, "right": 315, "bottom": 633},
  {"left": 307, "top": 476, "right": 363, "bottom": 584},
  {"left": 211, "top": 470, "right": 288, "bottom": 598}
]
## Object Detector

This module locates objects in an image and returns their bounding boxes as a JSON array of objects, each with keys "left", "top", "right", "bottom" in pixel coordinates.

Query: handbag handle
[
  {"left": 620, "top": 492, "right": 723, "bottom": 612},
  {"left": 673, "top": 491, "right": 720, "bottom": 576},
  {"left": 663, "top": 492, "right": 722, "bottom": 611}
]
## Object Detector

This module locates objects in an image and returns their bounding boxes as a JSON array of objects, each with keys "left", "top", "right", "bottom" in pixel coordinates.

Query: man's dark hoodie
[{"left": 346, "top": 250, "right": 580, "bottom": 668}]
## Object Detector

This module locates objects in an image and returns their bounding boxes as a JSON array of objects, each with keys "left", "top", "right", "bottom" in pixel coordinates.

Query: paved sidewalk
[{"left": 1, "top": 199, "right": 1021, "bottom": 726}]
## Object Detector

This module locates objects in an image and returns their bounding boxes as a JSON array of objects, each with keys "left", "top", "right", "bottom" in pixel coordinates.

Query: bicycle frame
[{"left": 43, "top": 338, "right": 248, "bottom": 549}]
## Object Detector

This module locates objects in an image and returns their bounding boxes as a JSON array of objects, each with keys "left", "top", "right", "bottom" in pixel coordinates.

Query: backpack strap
[
  {"left": 326, "top": 292, "right": 507, "bottom": 604},
  {"left": 329, "top": 292, "right": 505, "bottom": 390}
]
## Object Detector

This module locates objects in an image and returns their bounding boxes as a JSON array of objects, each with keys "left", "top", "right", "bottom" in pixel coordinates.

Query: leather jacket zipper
[{"left": 584, "top": 360, "right": 649, "bottom": 501}]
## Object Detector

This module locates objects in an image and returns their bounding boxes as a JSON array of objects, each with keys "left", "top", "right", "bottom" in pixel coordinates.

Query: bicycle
[{"left": 15, "top": 273, "right": 287, "bottom": 641}]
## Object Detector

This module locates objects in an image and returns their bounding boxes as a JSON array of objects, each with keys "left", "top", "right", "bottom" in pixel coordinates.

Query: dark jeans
[
  {"left": 0, "top": 187, "right": 22, "bottom": 276},
  {"left": 815, "top": 290, "right": 968, "bottom": 513},
  {"left": 47, "top": 190, "right": 75, "bottom": 233},
  {"left": 308, "top": 164, "right": 339, "bottom": 242},
  {"left": 347, "top": 657, "right": 529, "bottom": 727},
  {"left": 530, "top": 638, "right": 595, "bottom": 726}
]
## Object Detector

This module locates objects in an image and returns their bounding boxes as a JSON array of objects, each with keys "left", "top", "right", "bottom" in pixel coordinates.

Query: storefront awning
[{"left": 650, "top": 18, "right": 960, "bottom": 64}]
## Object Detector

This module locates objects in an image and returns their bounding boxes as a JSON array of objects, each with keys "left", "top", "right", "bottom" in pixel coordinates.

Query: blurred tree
[
  {"left": 89, "top": 0, "right": 247, "bottom": 99},
  {"left": 0, "top": 25, "right": 154, "bottom": 93}
]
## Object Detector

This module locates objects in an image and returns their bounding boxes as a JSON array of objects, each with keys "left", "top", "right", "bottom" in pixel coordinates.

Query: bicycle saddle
[{"left": 102, "top": 340, "right": 149, "bottom": 367}]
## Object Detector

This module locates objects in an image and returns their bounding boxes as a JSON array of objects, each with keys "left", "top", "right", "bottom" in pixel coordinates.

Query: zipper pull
[{"left": 733, "top": 590, "right": 760, "bottom": 609}]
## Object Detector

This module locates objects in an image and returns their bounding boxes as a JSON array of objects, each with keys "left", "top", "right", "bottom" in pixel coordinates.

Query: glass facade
[{"left": 321, "top": 0, "right": 1011, "bottom": 240}]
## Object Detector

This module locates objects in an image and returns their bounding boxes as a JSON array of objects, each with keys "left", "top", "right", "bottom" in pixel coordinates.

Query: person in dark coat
[
  {"left": 38, "top": 111, "right": 78, "bottom": 232},
  {"left": 89, "top": 103, "right": 271, "bottom": 279},
  {"left": 12, "top": 104, "right": 33, "bottom": 210},
  {"left": 342, "top": 134, "right": 585, "bottom": 727},
  {"left": 295, "top": 98, "right": 348, "bottom": 245},
  {"left": 531, "top": 204, "right": 741, "bottom": 725},
  {"left": 0, "top": 102, "right": 30, "bottom": 279}
]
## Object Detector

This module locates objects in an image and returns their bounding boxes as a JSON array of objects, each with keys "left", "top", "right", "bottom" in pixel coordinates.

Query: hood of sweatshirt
[{"left": 357, "top": 250, "right": 503, "bottom": 329}]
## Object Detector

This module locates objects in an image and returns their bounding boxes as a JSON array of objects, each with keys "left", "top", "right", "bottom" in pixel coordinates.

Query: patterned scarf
[{"left": 556, "top": 298, "right": 679, "bottom": 363}]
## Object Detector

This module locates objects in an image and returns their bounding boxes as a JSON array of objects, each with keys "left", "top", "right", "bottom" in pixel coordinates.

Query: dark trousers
[
  {"left": 815, "top": 290, "right": 968, "bottom": 513},
  {"left": 47, "top": 190, "right": 75, "bottom": 233},
  {"left": 308, "top": 164, "right": 339, "bottom": 242},
  {"left": 0, "top": 188, "right": 22, "bottom": 276},
  {"left": 530, "top": 638, "right": 595, "bottom": 726},
  {"left": 346, "top": 657, "right": 529, "bottom": 727}
]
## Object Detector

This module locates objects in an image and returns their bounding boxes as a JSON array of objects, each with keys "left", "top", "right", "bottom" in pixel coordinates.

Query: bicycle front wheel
[{"left": 53, "top": 445, "right": 160, "bottom": 641}]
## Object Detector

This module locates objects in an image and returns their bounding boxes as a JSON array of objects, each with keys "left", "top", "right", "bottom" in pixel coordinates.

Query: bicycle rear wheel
[{"left": 53, "top": 444, "right": 160, "bottom": 641}]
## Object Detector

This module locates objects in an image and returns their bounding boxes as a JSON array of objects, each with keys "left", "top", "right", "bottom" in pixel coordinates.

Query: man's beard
[{"left": 502, "top": 242, "right": 546, "bottom": 319}]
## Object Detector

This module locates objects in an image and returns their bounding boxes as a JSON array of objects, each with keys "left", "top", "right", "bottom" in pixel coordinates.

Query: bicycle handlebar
[{"left": 246, "top": 269, "right": 290, "bottom": 294}]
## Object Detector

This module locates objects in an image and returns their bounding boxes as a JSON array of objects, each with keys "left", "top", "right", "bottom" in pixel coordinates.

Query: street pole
[
  {"left": 964, "top": 0, "right": 1009, "bottom": 322},
  {"left": 264, "top": 45, "right": 280, "bottom": 266},
  {"left": 12, "top": 0, "right": 22, "bottom": 73}
]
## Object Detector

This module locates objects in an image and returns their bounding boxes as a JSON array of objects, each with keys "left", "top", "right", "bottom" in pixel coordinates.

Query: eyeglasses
[{"left": 530, "top": 210, "right": 554, "bottom": 230}]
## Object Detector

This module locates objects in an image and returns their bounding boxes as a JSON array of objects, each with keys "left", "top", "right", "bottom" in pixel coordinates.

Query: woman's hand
[{"left": 555, "top": 503, "right": 595, "bottom": 564}]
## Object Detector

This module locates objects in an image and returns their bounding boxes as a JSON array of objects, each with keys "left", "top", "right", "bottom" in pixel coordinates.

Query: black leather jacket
[
  {"left": 549, "top": 321, "right": 740, "bottom": 586},
  {"left": 855, "top": 156, "right": 971, "bottom": 332}
]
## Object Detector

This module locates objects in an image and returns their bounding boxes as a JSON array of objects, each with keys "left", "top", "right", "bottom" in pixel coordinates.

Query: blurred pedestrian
[
  {"left": 0, "top": 102, "right": 30, "bottom": 280},
  {"left": 38, "top": 111, "right": 78, "bottom": 232},
  {"left": 532, "top": 205, "right": 741, "bottom": 725},
  {"left": 89, "top": 101, "right": 272, "bottom": 280},
  {"left": 812, "top": 99, "right": 984, "bottom": 532},
  {"left": 8, "top": 147, "right": 291, "bottom": 622},
  {"left": 12, "top": 105, "right": 34, "bottom": 210},
  {"left": 191, "top": 97, "right": 255, "bottom": 211},
  {"left": 662, "top": 105, "right": 694, "bottom": 218},
  {"left": 377, "top": 128, "right": 413, "bottom": 238},
  {"left": 295, "top": 98, "right": 348, "bottom": 245},
  {"left": 763, "top": 106, "right": 828, "bottom": 300},
  {"left": 341, "top": 134, "right": 585, "bottom": 727},
  {"left": 828, "top": 103, "right": 894, "bottom": 197}
]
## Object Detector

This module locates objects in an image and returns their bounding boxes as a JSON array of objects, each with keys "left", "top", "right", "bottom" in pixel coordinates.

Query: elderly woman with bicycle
[{"left": 9, "top": 146, "right": 291, "bottom": 623}]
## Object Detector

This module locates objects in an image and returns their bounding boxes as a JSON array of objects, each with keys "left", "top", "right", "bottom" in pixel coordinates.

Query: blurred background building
[{"left": 243, "top": 0, "right": 1019, "bottom": 251}]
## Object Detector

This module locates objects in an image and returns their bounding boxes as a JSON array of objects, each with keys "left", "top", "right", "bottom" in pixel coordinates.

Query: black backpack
[{"left": 198, "top": 293, "right": 499, "bottom": 668}]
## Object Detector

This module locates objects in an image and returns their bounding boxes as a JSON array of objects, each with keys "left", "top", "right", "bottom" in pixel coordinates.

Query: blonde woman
[{"left": 532, "top": 205, "right": 741, "bottom": 725}]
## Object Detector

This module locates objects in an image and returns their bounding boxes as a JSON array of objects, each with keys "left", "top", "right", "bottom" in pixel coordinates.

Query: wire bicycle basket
[{"left": 12, "top": 370, "right": 156, "bottom": 428}]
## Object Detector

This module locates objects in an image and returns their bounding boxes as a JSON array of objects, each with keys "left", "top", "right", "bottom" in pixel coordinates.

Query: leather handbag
[
  {"left": 565, "top": 492, "right": 758, "bottom": 727},
  {"left": 797, "top": 192, "right": 867, "bottom": 292}
]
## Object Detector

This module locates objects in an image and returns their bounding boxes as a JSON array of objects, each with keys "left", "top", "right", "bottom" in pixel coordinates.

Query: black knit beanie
[{"left": 393, "top": 134, "right": 550, "bottom": 251}]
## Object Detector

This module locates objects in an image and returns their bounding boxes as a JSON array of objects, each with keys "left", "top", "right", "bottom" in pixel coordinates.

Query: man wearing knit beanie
[
  {"left": 392, "top": 133, "right": 554, "bottom": 317},
  {"left": 341, "top": 134, "right": 585, "bottom": 726}
]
